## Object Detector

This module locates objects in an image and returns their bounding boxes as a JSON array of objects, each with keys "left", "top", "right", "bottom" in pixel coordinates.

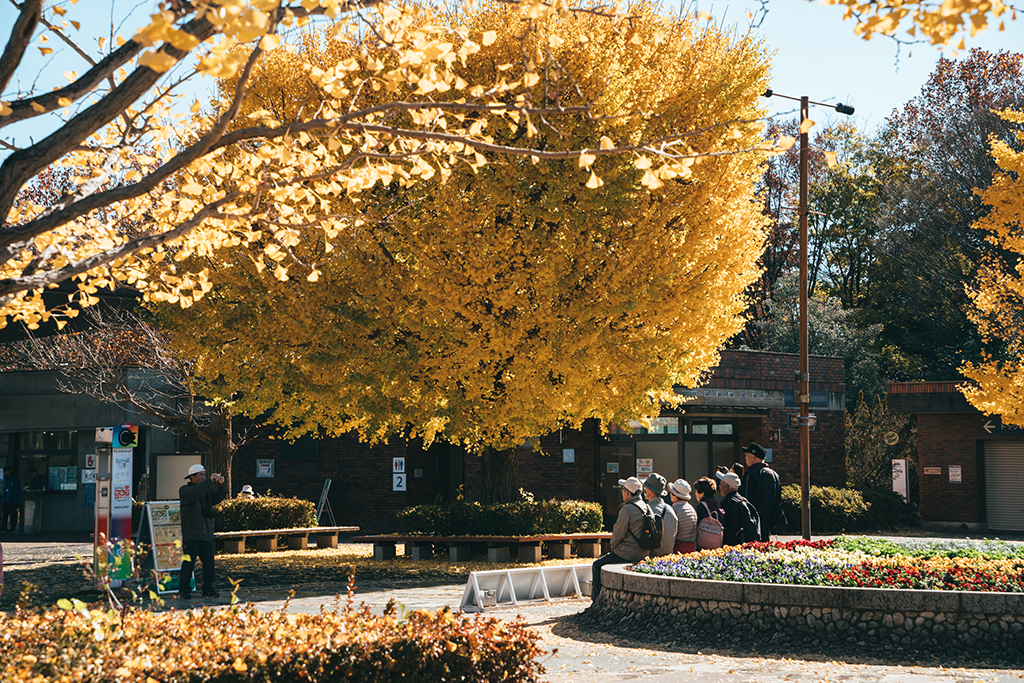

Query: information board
[
  {"left": 136, "top": 501, "right": 189, "bottom": 594},
  {"left": 138, "top": 501, "right": 185, "bottom": 571}
]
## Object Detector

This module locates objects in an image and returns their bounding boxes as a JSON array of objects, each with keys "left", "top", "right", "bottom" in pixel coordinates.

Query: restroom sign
[{"left": 393, "top": 457, "right": 406, "bottom": 473}]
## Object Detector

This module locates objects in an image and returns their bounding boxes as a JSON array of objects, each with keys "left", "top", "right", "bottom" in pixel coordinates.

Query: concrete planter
[{"left": 583, "top": 564, "right": 1024, "bottom": 661}]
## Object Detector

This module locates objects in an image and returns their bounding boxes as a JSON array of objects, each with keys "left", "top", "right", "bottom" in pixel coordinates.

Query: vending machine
[{"left": 93, "top": 425, "right": 137, "bottom": 588}]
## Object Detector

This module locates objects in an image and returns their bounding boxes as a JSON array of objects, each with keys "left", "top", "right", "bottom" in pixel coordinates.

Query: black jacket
[
  {"left": 740, "top": 462, "right": 781, "bottom": 539},
  {"left": 179, "top": 477, "right": 226, "bottom": 542},
  {"left": 721, "top": 491, "right": 760, "bottom": 546}
]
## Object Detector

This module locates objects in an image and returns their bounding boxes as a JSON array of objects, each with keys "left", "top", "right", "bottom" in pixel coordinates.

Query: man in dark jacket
[
  {"left": 2, "top": 465, "right": 22, "bottom": 531},
  {"left": 178, "top": 463, "right": 226, "bottom": 599},
  {"left": 740, "top": 442, "right": 783, "bottom": 542},
  {"left": 719, "top": 472, "right": 760, "bottom": 546}
]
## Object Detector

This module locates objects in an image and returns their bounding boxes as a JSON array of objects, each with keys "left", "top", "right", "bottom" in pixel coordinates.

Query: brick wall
[
  {"left": 463, "top": 419, "right": 599, "bottom": 502},
  {"left": 916, "top": 413, "right": 987, "bottom": 525}
]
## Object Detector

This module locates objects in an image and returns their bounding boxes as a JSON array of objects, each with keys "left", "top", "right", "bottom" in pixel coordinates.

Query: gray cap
[{"left": 643, "top": 473, "right": 667, "bottom": 495}]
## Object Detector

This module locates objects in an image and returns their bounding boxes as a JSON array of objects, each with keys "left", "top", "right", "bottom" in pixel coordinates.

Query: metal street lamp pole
[{"left": 763, "top": 89, "right": 854, "bottom": 540}]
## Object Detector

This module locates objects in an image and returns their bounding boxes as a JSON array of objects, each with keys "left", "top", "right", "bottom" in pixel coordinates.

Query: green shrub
[
  {"left": 397, "top": 499, "right": 604, "bottom": 536},
  {"left": 859, "top": 487, "right": 919, "bottom": 530},
  {"left": 0, "top": 602, "right": 544, "bottom": 682},
  {"left": 214, "top": 496, "right": 317, "bottom": 532},
  {"left": 780, "top": 484, "right": 917, "bottom": 533}
]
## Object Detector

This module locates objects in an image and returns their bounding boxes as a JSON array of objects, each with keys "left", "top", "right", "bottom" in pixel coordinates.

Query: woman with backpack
[
  {"left": 693, "top": 477, "right": 725, "bottom": 550},
  {"left": 668, "top": 479, "right": 697, "bottom": 554}
]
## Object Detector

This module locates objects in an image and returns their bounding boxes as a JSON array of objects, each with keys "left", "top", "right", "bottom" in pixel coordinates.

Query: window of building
[{"left": 12, "top": 431, "right": 79, "bottom": 492}]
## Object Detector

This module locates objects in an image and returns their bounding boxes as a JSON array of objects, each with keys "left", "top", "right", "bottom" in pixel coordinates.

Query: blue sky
[{"left": 2, "top": 0, "right": 1023, "bottom": 149}]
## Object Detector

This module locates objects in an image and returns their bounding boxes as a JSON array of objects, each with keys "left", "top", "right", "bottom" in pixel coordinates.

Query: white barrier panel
[{"left": 459, "top": 563, "right": 593, "bottom": 612}]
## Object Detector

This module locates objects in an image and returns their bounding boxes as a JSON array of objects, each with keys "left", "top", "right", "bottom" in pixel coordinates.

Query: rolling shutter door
[{"left": 984, "top": 442, "right": 1024, "bottom": 531}]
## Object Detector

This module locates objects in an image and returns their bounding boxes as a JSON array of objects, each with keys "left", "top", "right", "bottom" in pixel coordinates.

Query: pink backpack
[{"left": 696, "top": 501, "right": 724, "bottom": 550}]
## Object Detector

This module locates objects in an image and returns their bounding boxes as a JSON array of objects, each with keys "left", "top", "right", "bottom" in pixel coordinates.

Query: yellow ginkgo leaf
[
  {"left": 482, "top": 31, "right": 497, "bottom": 46},
  {"left": 585, "top": 171, "right": 603, "bottom": 189},
  {"left": 777, "top": 136, "right": 797, "bottom": 151},
  {"left": 799, "top": 118, "right": 815, "bottom": 135},
  {"left": 578, "top": 152, "right": 596, "bottom": 168},
  {"left": 823, "top": 151, "right": 838, "bottom": 168},
  {"left": 599, "top": 136, "right": 614, "bottom": 150}
]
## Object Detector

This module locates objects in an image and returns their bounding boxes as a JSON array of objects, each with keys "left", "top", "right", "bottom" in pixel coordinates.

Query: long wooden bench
[
  {"left": 215, "top": 526, "right": 359, "bottom": 553},
  {"left": 351, "top": 533, "right": 612, "bottom": 563}
]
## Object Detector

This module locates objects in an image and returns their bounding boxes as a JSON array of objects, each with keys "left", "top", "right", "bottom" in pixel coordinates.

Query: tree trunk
[
  {"left": 481, "top": 447, "right": 519, "bottom": 504},
  {"left": 206, "top": 408, "right": 236, "bottom": 496}
]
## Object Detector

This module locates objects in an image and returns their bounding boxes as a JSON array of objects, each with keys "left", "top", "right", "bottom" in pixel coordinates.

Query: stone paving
[{"left": 3, "top": 532, "right": 1024, "bottom": 682}]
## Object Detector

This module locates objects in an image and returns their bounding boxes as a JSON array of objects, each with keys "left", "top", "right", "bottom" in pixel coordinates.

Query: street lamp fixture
[{"left": 762, "top": 88, "right": 854, "bottom": 540}]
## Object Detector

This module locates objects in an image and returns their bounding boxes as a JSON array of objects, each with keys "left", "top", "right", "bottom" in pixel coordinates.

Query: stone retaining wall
[{"left": 578, "top": 565, "right": 1024, "bottom": 664}]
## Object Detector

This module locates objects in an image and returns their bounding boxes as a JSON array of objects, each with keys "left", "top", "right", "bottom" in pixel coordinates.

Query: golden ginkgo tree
[
  {"left": 960, "top": 110, "right": 1024, "bottom": 425},
  {"left": 152, "top": 3, "right": 770, "bottom": 501},
  {"left": 1, "top": 0, "right": 784, "bottom": 333}
]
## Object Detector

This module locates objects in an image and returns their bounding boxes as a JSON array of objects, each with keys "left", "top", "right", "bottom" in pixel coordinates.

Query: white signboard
[
  {"left": 85, "top": 453, "right": 97, "bottom": 468},
  {"left": 393, "top": 473, "right": 407, "bottom": 491},
  {"left": 636, "top": 458, "right": 653, "bottom": 475},
  {"left": 81, "top": 469, "right": 96, "bottom": 484},
  {"left": 256, "top": 459, "right": 275, "bottom": 478},
  {"left": 892, "top": 459, "right": 908, "bottom": 501},
  {"left": 949, "top": 465, "right": 962, "bottom": 483},
  {"left": 393, "top": 457, "right": 406, "bottom": 473}
]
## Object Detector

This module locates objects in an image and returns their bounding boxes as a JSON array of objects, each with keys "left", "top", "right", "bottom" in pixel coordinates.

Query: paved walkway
[
  {"left": 4, "top": 532, "right": 1023, "bottom": 682},
  {"left": 242, "top": 582, "right": 1023, "bottom": 683}
]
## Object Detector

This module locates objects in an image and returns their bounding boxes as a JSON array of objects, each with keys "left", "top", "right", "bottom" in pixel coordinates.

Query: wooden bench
[
  {"left": 351, "top": 533, "right": 612, "bottom": 563},
  {"left": 215, "top": 526, "right": 359, "bottom": 553}
]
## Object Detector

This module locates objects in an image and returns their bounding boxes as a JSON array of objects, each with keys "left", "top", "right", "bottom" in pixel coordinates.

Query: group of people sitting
[{"left": 591, "top": 442, "right": 785, "bottom": 599}]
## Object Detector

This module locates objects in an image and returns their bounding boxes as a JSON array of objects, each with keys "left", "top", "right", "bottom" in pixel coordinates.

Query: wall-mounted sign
[
  {"left": 393, "top": 457, "right": 406, "bottom": 473},
  {"left": 256, "top": 459, "right": 275, "bottom": 478},
  {"left": 949, "top": 465, "right": 962, "bottom": 483},
  {"left": 884, "top": 431, "right": 899, "bottom": 446},
  {"left": 636, "top": 458, "right": 653, "bottom": 475},
  {"left": 892, "top": 459, "right": 908, "bottom": 501},
  {"left": 81, "top": 469, "right": 96, "bottom": 484},
  {"left": 393, "top": 473, "right": 407, "bottom": 491},
  {"left": 563, "top": 449, "right": 575, "bottom": 463},
  {"left": 606, "top": 462, "right": 619, "bottom": 473},
  {"left": 85, "top": 453, "right": 97, "bottom": 468},
  {"left": 924, "top": 467, "right": 942, "bottom": 475}
]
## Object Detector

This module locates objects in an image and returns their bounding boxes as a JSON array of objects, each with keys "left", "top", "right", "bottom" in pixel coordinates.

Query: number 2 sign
[{"left": 393, "top": 473, "right": 407, "bottom": 491}]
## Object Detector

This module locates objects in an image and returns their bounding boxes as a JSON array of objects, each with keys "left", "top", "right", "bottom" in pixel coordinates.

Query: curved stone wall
[{"left": 580, "top": 565, "right": 1024, "bottom": 663}]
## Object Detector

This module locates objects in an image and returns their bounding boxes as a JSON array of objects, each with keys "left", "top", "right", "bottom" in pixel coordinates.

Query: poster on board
[{"left": 136, "top": 501, "right": 190, "bottom": 593}]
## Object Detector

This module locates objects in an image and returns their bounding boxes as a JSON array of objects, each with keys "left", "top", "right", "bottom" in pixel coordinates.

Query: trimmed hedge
[
  {"left": 780, "top": 484, "right": 917, "bottom": 533},
  {"left": 214, "top": 496, "right": 317, "bottom": 532},
  {"left": 397, "top": 499, "right": 604, "bottom": 536},
  {"left": 0, "top": 602, "right": 544, "bottom": 682}
]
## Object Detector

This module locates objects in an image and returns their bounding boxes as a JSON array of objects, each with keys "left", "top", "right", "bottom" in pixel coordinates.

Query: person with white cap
[
  {"left": 718, "top": 470, "right": 760, "bottom": 546},
  {"left": 668, "top": 479, "right": 697, "bottom": 554},
  {"left": 590, "top": 476, "right": 651, "bottom": 600},
  {"left": 238, "top": 484, "right": 255, "bottom": 499},
  {"left": 178, "top": 463, "right": 226, "bottom": 599}
]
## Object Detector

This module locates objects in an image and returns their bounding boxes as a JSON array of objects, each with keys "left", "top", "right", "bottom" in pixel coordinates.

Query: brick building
[
  {"left": 1, "top": 349, "right": 846, "bottom": 533},
  {"left": 888, "top": 382, "right": 1024, "bottom": 532}
]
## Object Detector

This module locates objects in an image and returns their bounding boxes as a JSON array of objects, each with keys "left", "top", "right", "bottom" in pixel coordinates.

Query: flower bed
[{"left": 632, "top": 537, "right": 1024, "bottom": 592}]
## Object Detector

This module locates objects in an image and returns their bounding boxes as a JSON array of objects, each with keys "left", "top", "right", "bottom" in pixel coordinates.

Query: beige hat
[
  {"left": 618, "top": 477, "right": 643, "bottom": 494},
  {"left": 720, "top": 472, "right": 742, "bottom": 490},
  {"left": 185, "top": 463, "right": 206, "bottom": 479},
  {"left": 668, "top": 479, "right": 691, "bottom": 500}
]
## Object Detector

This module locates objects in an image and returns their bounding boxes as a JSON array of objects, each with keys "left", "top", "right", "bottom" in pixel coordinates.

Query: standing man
[
  {"left": 720, "top": 471, "right": 760, "bottom": 546},
  {"left": 590, "top": 477, "right": 650, "bottom": 601},
  {"left": 2, "top": 466, "right": 22, "bottom": 532},
  {"left": 740, "top": 442, "right": 784, "bottom": 542},
  {"left": 178, "top": 463, "right": 226, "bottom": 599},
  {"left": 642, "top": 473, "right": 677, "bottom": 558}
]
